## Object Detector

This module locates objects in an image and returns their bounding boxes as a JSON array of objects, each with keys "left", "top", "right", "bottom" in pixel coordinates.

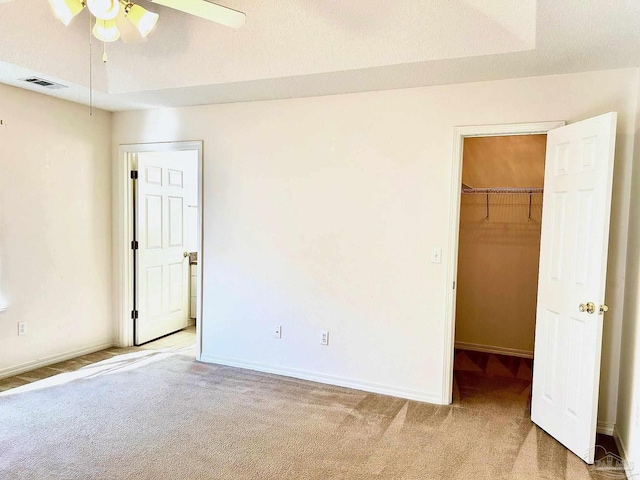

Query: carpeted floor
[
  {"left": 0, "top": 348, "right": 627, "bottom": 479},
  {"left": 0, "top": 326, "right": 196, "bottom": 393}
]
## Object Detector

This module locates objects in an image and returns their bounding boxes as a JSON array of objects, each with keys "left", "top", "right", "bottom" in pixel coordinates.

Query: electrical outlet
[
  {"left": 274, "top": 325, "right": 282, "bottom": 339},
  {"left": 320, "top": 330, "right": 329, "bottom": 346},
  {"left": 18, "top": 321, "right": 26, "bottom": 336}
]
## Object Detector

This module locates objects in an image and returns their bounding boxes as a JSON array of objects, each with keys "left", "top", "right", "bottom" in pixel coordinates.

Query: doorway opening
[
  {"left": 454, "top": 132, "right": 546, "bottom": 368},
  {"left": 117, "top": 142, "right": 203, "bottom": 359},
  {"left": 452, "top": 133, "right": 546, "bottom": 417},
  {"left": 443, "top": 122, "right": 563, "bottom": 405},
  {"left": 132, "top": 149, "right": 199, "bottom": 346}
]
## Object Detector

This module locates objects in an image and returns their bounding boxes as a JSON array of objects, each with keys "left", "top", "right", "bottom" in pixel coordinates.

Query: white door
[
  {"left": 135, "top": 152, "right": 190, "bottom": 345},
  {"left": 531, "top": 112, "right": 617, "bottom": 463}
]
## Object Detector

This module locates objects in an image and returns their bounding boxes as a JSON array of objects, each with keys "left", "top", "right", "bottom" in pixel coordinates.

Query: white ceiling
[{"left": 0, "top": 0, "right": 638, "bottom": 111}]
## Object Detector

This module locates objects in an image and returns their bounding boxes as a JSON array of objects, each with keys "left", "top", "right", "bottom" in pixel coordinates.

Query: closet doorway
[
  {"left": 454, "top": 134, "right": 546, "bottom": 360},
  {"left": 449, "top": 130, "right": 552, "bottom": 468},
  {"left": 443, "top": 122, "right": 564, "bottom": 406},
  {"left": 444, "top": 115, "right": 619, "bottom": 464}
]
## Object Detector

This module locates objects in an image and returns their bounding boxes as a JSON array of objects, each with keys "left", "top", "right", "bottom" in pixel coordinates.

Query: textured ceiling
[{"left": 0, "top": 0, "right": 638, "bottom": 111}]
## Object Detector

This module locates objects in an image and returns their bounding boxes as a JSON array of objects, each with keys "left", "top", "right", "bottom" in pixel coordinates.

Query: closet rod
[{"left": 461, "top": 187, "right": 544, "bottom": 195}]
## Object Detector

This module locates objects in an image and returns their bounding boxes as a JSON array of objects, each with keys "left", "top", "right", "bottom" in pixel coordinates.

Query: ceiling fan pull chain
[
  {"left": 103, "top": 41, "right": 108, "bottom": 63},
  {"left": 88, "top": 10, "right": 93, "bottom": 116}
]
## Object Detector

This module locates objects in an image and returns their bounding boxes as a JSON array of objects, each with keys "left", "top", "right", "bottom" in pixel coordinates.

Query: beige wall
[
  {"left": 0, "top": 84, "right": 113, "bottom": 377},
  {"left": 112, "top": 68, "right": 638, "bottom": 423},
  {"left": 455, "top": 201, "right": 541, "bottom": 353},
  {"left": 616, "top": 71, "right": 640, "bottom": 468},
  {"left": 462, "top": 135, "right": 547, "bottom": 188}
]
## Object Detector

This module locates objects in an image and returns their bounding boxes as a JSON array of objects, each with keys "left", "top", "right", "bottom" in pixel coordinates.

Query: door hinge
[
  {"left": 453, "top": 281, "right": 456, "bottom": 289},
  {"left": 131, "top": 240, "right": 139, "bottom": 250},
  {"left": 130, "top": 170, "right": 138, "bottom": 179},
  {"left": 131, "top": 310, "right": 138, "bottom": 319}
]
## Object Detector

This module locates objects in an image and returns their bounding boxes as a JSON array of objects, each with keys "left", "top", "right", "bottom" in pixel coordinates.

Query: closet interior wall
[{"left": 455, "top": 135, "right": 547, "bottom": 356}]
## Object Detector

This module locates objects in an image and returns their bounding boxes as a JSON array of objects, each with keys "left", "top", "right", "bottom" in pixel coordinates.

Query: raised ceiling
[{"left": 0, "top": 0, "right": 638, "bottom": 111}]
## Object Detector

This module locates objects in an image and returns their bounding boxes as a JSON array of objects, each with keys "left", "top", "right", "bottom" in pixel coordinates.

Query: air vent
[{"left": 21, "top": 77, "right": 68, "bottom": 90}]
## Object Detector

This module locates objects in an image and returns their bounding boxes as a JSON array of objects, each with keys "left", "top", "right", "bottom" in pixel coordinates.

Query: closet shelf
[
  {"left": 461, "top": 187, "right": 544, "bottom": 221},
  {"left": 461, "top": 187, "right": 543, "bottom": 195}
]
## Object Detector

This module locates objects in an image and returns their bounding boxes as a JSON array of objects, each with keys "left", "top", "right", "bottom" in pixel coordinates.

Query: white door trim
[
  {"left": 115, "top": 141, "right": 204, "bottom": 360},
  {"left": 441, "top": 121, "right": 565, "bottom": 404}
]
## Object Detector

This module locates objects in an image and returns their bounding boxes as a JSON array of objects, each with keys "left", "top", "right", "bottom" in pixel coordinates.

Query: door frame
[
  {"left": 441, "top": 121, "right": 565, "bottom": 405},
  {"left": 115, "top": 141, "right": 204, "bottom": 360}
]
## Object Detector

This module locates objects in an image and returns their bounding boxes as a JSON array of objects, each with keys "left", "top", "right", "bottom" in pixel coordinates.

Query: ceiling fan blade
[
  {"left": 149, "top": 0, "right": 245, "bottom": 28},
  {"left": 116, "top": 10, "right": 147, "bottom": 43}
]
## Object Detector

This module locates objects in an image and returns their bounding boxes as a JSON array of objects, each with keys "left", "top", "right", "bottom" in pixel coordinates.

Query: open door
[
  {"left": 531, "top": 112, "right": 617, "bottom": 463},
  {"left": 134, "top": 152, "right": 191, "bottom": 345}
]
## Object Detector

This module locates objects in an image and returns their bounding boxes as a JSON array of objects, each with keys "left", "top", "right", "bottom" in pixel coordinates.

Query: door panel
[
  {"left": 135, "top": 152, "right": 191, "bottom": 345},
  {"left": 168, "top": 196, "right": 184, "bottom": 246},
  {"left": 531, "top": 112, "right": 617, "bottom": 464},
  {"left": 541, "top": 309, "right": 559, "bottom": 403},
  {"left": 548, "top": 192, "right": 567, "bottom": 282},
  {"left": 168, "top": 262, "right": 184, "bottom": 313}
]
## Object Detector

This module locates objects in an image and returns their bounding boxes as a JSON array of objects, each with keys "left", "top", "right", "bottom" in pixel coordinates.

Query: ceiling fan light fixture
[
  {"left": 87, "top": 0, "right": 120, "bottom": 20},
  {"left": 92, "top": 18, "right": 121, "bottom": 42},
  {"left": 48, "top": 0, "right": 85, "bottom": 25},
  {"left": 125, "top": 3, "right": 159, "bottom": 37}
]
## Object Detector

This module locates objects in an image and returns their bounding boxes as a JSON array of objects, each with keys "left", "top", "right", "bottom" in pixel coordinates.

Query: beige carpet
[{"left": 0, "top": 351, "right": 624, "bottom": 479}]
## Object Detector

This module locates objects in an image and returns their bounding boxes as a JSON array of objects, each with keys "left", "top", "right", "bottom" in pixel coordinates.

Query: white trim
[
  {"left": 442, "top": 121, "right": 566, "bottom": 405},
  {"left": 201, "top": 354, "right": 443, "bottom": 405},
  {"left": 115, "top": 141, "right": 204, "bottom": 361},
  {"left": 0, "top": 342, "right": 113, "bottom": 380},
  {"left": 454, "top": 341, "right": 534, "bottom": 359},
  {"left": 596, "top": 421, "right": 616, "bottom": 436}
]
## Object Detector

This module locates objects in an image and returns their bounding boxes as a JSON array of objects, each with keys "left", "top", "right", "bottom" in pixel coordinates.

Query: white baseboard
[
  {"left": 200, "top": 354, "right": 443, "bottom": 405},
  {"left": 612, "top": 426, "right": 637, "bottom": 478},
  {"left": 597, "top": 421, "right": 616, "bottom": 436},
  {"left": 613, "top": 426, "right": 626, "bottom": 457},
  {"left": 455, "top": 341, "right": 534, "bottom": 359},
  {"left": 0, "top": 341, "right": 114, "bottom": 380}
]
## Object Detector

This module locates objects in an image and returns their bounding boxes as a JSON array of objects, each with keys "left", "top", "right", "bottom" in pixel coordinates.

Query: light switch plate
[{"left": 431, "top": 248, "right": 442, "bottom": 264}]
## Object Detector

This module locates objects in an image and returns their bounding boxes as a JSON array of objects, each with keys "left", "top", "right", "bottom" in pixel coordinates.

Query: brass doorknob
[
  {"left": 599, "top": 304, "right": 609, "bottom": 315},
  {"left": 579, "top": 302, "right": 595, "bottom": 314}
]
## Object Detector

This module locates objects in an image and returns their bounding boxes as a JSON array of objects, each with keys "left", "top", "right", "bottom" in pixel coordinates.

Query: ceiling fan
[{"left": 48, "top": 0, "right": 245, "bottom": 43}]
